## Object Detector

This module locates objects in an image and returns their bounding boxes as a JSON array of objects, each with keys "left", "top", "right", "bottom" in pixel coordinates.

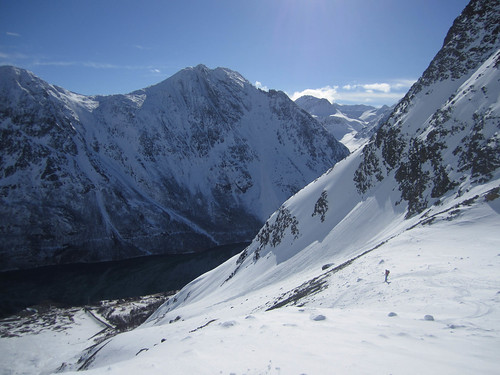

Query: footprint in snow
[
  {"left": 310, "top": 313, "right": 326, "bottom": 321},
  {"left": 220, "top": 320, "right": 237, "bottom": 328}
]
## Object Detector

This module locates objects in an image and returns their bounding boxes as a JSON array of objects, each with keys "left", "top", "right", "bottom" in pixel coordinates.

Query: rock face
[
  {"left": 0, "top": 64, "right": 349, "bottom": 270},
  {"left": 353, "top": 0, "right": 500, "bottom": 217}
]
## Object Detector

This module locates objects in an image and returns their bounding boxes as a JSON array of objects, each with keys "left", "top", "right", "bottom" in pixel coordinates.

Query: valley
[{"left": 0, "top": 242, "right": 247, "bottom": 317}]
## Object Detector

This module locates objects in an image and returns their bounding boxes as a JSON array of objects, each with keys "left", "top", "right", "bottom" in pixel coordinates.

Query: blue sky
[{"left": 0, "top": 0, "right": 469, "bottom": 107}]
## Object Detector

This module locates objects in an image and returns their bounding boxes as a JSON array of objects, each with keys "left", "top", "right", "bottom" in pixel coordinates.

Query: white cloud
[
  {"left": 150, "top": 68, "right": 161, "bottom": 73},
  {"left": 6, "top": 32, "right": 21, "bottom": 37},
  {"left": 33, "top": 60, "right": 78, "bottom": 67},
  {"left": 362, "top": 83, "right": 391, "bottom": 93},
  {"left": 33, "top": 60, "right": 106, "bottom": 68},
  {"left": 289, "top": 85, "right": 339, "bottom": 103},
  {"left": 83, "top": 62, "right": 124, "bottom": 69},
  {"left": 0, "top": 51, "right": 28, "bottom": 60},
  {"left": 392, "top": 79, "right": 418, "bottom": 89},
  {"left": 255, "top": 81, "right": 269, "bottom": 91},
  {"left": 334, "top": 90, "right": 406, "bottom": 104},
  {"left": 289, "top": 79, "right": 416, "bottom": 106}
]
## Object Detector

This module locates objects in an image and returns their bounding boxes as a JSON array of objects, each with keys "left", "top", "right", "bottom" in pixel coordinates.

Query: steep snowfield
[
  {"left": 0, "top": 1, "right": 498, "bottom": 373},
  {"left": 2, "top": 151, "right": 499, "bottom": 375},
  {"left": 50, "top": 167, "right": 500, "bottom": 375}
]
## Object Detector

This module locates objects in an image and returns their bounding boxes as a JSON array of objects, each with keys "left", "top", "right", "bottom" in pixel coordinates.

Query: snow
[
  {"left": 29, "top": 150, "right": 497, "bottom": 375},
  {"left": 0, "top": 308, "right": 104, "bottom": 375},
  {"left": 1, "top": 3, "right": 499, "bottom": 373},
  {"left": 338, "top": 131, "right": 369, "bottom": 151},
  {"left": 1, "top": 63, "right": 348, "bottom": 269},
  {"left": 39, "top": 195, "right": 499, "bottom": 375},
  {"left": 295, "top": 95, "right": 392, "bottom": 152}
]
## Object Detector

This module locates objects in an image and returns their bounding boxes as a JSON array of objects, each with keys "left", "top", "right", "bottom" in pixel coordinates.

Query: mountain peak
[
  {"left": 295, "top": 95, "right": 338, "bottom": 117},
  {"left": 10, "top": 1, "right": 500, "bottom": 373},
  {"left": 295, "top": 95, "right": 332, "bottom": 105},
  {"left": 0, "top": 65, "right": 47, "bottom": 90},
  {"left": 0, "top": 64, "right": 348, "bottom": 270},
  {"left": 179, "top": 64, "right": 249, "bottom": 87},
  {"left": 413, "top": 0, "right": 499, "bottom": 93}
]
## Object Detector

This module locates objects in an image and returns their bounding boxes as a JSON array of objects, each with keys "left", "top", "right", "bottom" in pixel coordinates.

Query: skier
[{"left": 385, "top": 269, "right": 390, "bottom": 283}]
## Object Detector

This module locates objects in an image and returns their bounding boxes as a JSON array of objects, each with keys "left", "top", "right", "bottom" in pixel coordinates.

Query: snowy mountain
[
  {"left": 0, "top": 64, "right": 349, "bottom": 270},
  {"left": 33, "top": 0, "right": 500, "bottom": 373},
  {"left": 295, "top": 95, "right": 392, "bottom": 151}
]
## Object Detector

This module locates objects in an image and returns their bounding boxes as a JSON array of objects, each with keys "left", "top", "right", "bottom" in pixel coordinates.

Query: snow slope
[
  {"left": 46, "top": 1, "right": 500, "bottom": 374},
  {"left": 52, "top": 154, "right": 500, "bottom": 375},
  {"left": 69, "top": 202, "right": 500, "bottom": 374},
  {"left": 0, "top": 307, "right": 104, "bottom": 375},
  {"left": 0, "top": 64, "right": 348, "bottom": 270}
]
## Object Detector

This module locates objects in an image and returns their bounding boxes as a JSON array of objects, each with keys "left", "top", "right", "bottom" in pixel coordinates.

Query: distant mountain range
[
  {"left": 0, "top": 64, "right": 348, "bottom": 270},
  {"left": 295, "top": 96, "right": 393, "bottom": 151}
]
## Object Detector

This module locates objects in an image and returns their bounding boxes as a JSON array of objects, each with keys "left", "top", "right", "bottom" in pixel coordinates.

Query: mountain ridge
[
  {"left": 0, "top": 64, "right": 349, "bottom": 270},
  {"left": 353, "top": 0, "right": 500, "bottom": 217}
]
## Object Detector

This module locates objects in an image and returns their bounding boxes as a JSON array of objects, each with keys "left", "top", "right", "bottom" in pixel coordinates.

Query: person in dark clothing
[{"left": 385, "top": 269, "right": 390, "bottom": 283}]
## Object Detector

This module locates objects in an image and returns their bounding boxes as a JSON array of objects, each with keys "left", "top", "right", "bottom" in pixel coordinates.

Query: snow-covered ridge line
[
  {"left": 353, "top": 0, "right": 500, "bottom": 217},
  {"left": 265, "top": 182, "right": 500, "bottom": 312}
]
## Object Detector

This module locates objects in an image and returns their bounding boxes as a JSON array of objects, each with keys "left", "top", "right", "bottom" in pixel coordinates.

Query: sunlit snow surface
[
  {"left": 2, "top": 137, "right": 499, "bottom": 374},
  {"left": 34, "top": 191, "right": 499, "bottom": 375},
  {"left": 0, "top": 308, "right": 104, "bottom": 375}
]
